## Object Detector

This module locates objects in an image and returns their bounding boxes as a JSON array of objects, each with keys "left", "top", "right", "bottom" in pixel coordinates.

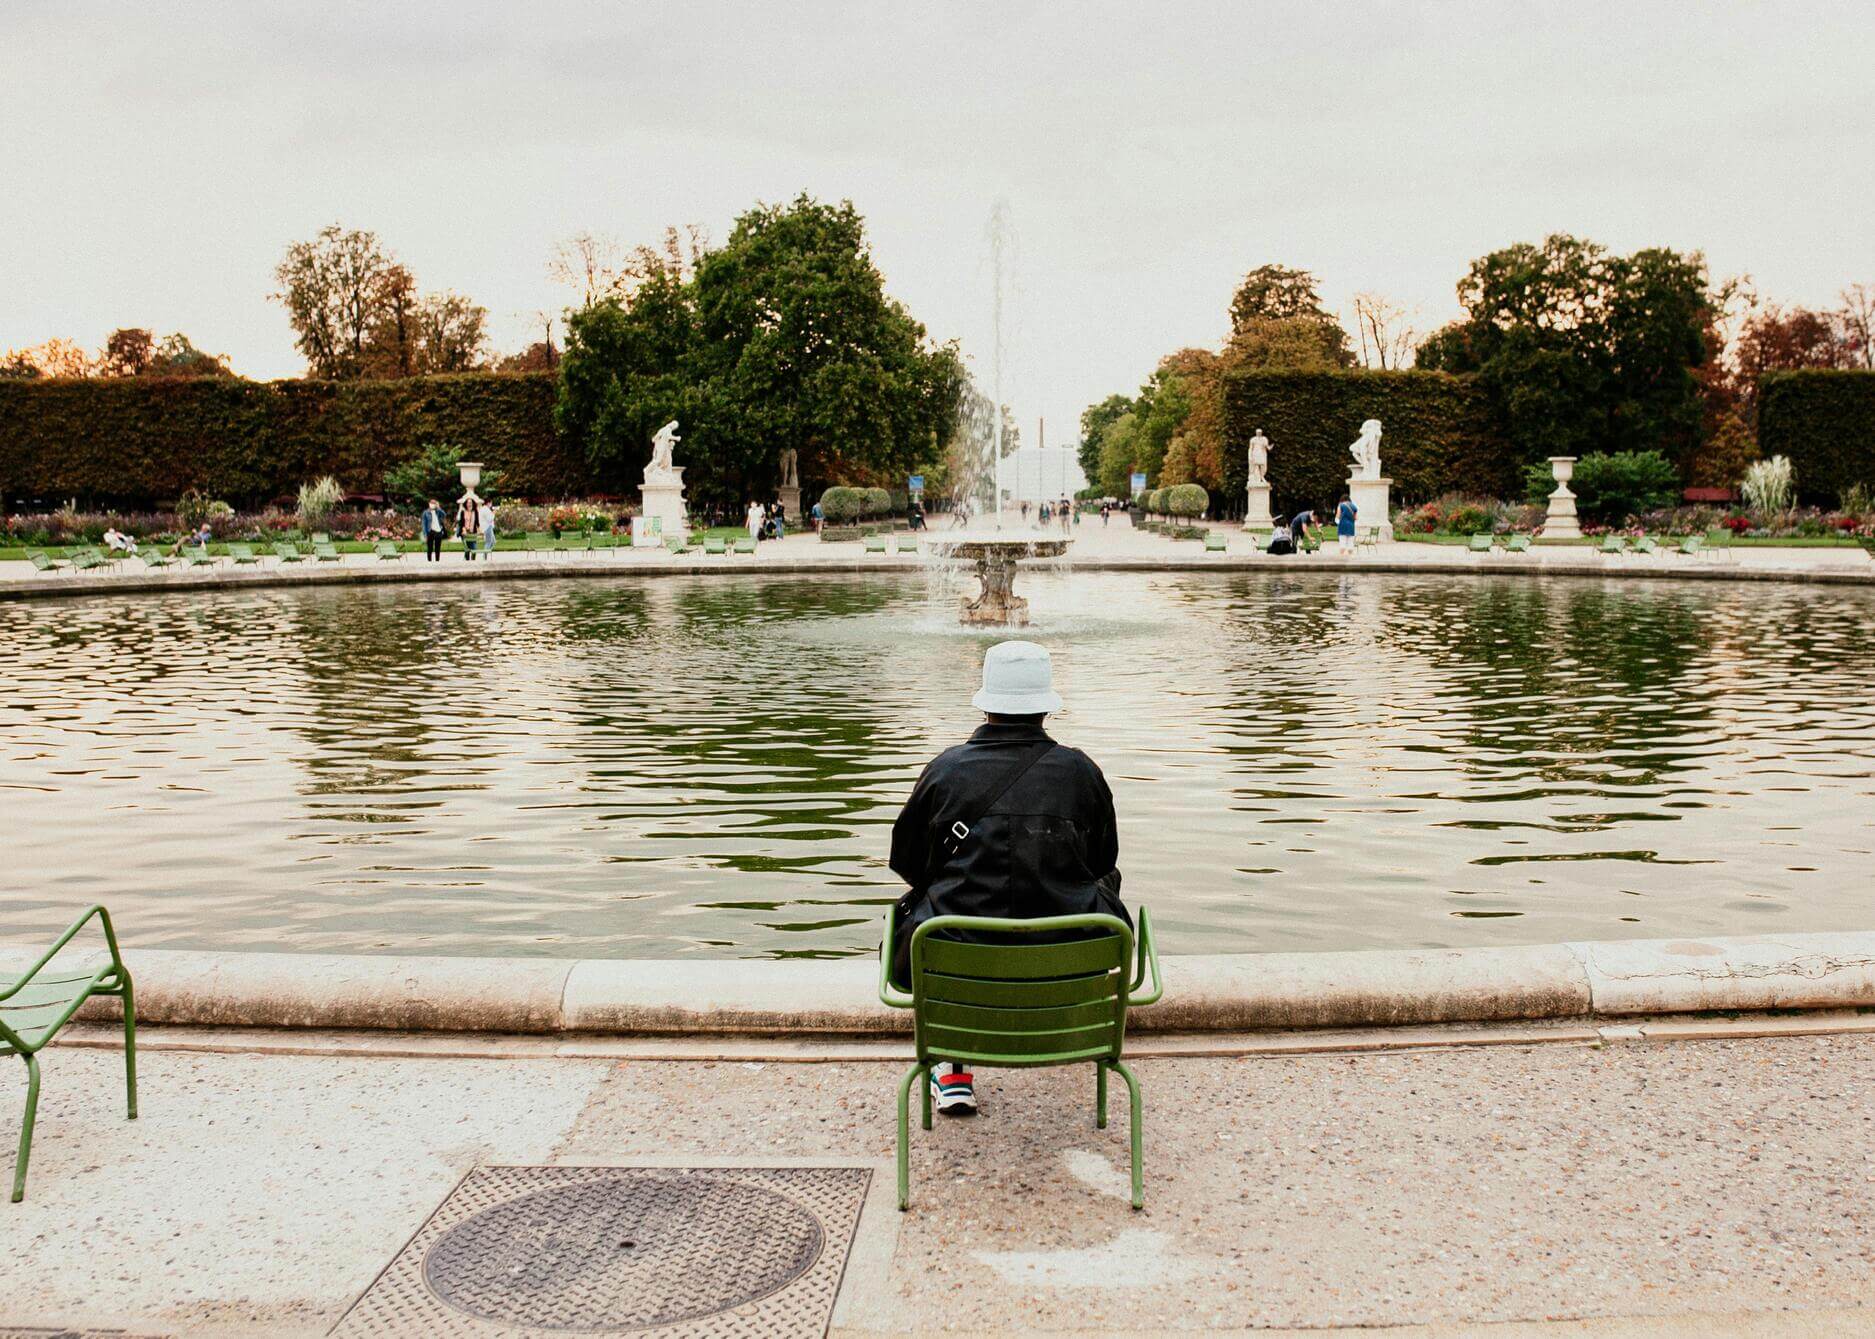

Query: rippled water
[{"left": 3, "top": 571, "right": 1872, "bottom": 959}]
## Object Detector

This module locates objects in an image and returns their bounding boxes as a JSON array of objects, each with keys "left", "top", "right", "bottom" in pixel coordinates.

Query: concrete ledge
[{"left": 10, "top": 932, "right": 1875, "bottom": 1036}]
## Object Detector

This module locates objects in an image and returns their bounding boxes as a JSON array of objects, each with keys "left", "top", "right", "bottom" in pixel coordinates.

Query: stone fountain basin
[{"left": 923, "top": 537, "right": 1071, "bottom": 560}]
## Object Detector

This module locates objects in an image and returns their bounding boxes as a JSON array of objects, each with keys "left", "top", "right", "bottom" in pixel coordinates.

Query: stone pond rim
[{"left": 11, "top": 931, "right": 1875, "bottom": 1036}]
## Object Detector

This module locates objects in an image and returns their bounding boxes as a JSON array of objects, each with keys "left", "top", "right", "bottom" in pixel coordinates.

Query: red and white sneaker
[{"left": 930, "top": 1067, "right": 978, "bottom": 1116}]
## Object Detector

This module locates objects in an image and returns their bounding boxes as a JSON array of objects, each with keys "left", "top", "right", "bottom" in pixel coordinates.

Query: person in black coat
[{"left": 888, "top": 640, "right": 1128, "bottom": 1115}]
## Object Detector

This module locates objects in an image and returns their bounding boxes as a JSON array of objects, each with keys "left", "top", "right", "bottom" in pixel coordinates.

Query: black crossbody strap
[{"left": 934, "top": 741, "right": 1055, "bottom": 866}]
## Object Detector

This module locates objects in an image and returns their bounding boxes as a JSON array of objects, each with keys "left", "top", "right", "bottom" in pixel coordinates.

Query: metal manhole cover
[
  {"left": 422, "top": 1175, "right": 823, "bottom": 1331},
  {"left": 332, "top": 1166, "right": 872, "bottom": 1338}
]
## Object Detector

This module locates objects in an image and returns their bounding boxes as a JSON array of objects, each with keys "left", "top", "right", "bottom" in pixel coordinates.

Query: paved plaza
[{"left": 6, "top": 1022, "right": 1875, "bottom": 1336}]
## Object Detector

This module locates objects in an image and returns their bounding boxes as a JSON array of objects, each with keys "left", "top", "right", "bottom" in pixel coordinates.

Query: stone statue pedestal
[
  {"left": 777, "top": 485, "right": 802, "bottom": 528},
  {"left": 1244, "top": 481, "right": 1274, "bottom": 533},
  {"left": 640, "top": 467, "right": 688, "bottom": 544},
  {"left": 1349, "top": 475, "right": 1393, "bottom": 542},
  {"left": 1538, "top": 456, "right": 1581, "bottom": 539}
]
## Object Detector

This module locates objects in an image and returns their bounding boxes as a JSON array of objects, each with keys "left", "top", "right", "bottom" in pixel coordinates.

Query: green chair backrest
[
  {"left": 704, "top": 537, "right": 727, "bottom": 554},
  {"left": 1705, "top": 526, "right": 1733, "bottom": 547},
  {"left": 29, "top": 551, "right": 55, "bottom": 571},
  {"left": 907, "top": 914, "right": 1138, "bottom": 1069},
  {"left": 314, "top": 542, "right": 340, "bottom": 559},
  {"left": 1468, "top": 534, "right": 1493, "bottom": 551},
  {"left": 1600, "top": 536, "right": 1625, "bottom": 552},
  {"left": 374, "top": 540, "right": 400, "bottom": 558},
  {"left": 273, "top": 542, "right": 299, "bottom": 559},
  {"left": 733, "top": 538, "right": 755, "bottom": 554},
  {"left": 311, "top": 532, "right": 330, "bottom": 544},
  {"left": 1204, "top": 532, "right": 1226, "bottom": 550},
  {"left": 1680, "top": 534, "right": 1705, "bottom": 554},
  {"left": 864, "top": 534, "right": 888, "bottom": 552}
]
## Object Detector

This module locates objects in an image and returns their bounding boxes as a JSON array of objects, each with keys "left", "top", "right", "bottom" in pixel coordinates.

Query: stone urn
[{"left": 1538, "top": 456, "right": 1581, "bottom": 539}]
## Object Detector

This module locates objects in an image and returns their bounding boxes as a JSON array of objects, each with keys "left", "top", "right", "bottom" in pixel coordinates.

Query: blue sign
[
  {"left": 908, "top": 474, "right": 925, "bottom": 493},
  {"left": 1130, "top": 472, "right": 1147, "bottom": 495}
]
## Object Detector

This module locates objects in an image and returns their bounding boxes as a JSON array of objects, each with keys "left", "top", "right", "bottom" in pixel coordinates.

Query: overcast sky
[{"left": 4, "top": 2, "right": 1871, "bottom": 447}]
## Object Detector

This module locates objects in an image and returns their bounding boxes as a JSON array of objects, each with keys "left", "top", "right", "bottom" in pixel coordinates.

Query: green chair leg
[
  {"left": 121, "top": 973, "right": 138, "bottom": 1120},
  {"left": 1096, "top": 1062, "right": 1108, "bottom": 1129},
  {"left": 1112, "top": 1059, "right": 1144, "bottom": 1210},
  {"left": 13, "top": 1053, "right": 40, "bottom": 1203},
  {"left": 896, "top": 1062, "right": 921, "bottom": 1212},
  {"left": 920, "top": 1066, "right": 933, "bottom": 1131}
]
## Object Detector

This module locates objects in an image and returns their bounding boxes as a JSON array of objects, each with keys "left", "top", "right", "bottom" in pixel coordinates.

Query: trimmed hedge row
[
  {"left": 1220, "top": 370, "right": 1518, "bottom": 515},
  {"left": 0, "top": 373, "right": 584, "bottom": 506},
  {"left": 1758, "top": 370, "right": 1875, "bottom": 505}
]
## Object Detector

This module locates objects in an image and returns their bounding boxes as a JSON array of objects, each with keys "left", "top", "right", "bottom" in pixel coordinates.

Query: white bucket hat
[{"left": 971, "top": 640, "right": 1063, "bottom": 715}]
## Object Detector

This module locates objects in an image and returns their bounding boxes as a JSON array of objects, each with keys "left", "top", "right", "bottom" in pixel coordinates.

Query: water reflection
[{"left": 1, "top": 571, "right": 1871, "bottom": 959}]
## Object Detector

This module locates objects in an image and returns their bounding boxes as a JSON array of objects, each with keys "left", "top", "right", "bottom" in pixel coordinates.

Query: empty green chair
[
  {"left": 272, "top": 542, "right": 304, "bottom": 564},
  {"left": 733, "top": 537, "right": 756, "bottom": 554},
  {"left": 1203, "top": 531, "right": 1227, "bottom": 552},
  {"left": 703, "top": 537, "right": 727, "bottom": 555},
  {"left": 373, "top": 540, "right": 403, "bottom": 560},
  {"left": 864, "top": 534, "right": 888, "bottom": 554},
  {"left": 227, "top": 543, "right": 260, "bottom": 566},
  {"left": 663, "top": 534, "right": 690, "bottom": 554},
  {"left": 183, "top": 544, "right": 217, "bottom": 567},
  {"left": 313, "top": 541, "right": 342, "bottom": 562},
  {"left": 70, "top": 548, "right": 106, "bottom": 572},
  {"left": 1505, "top": 534, "right": 1532, "bottom": 554},
  {"left": 525, "top": 533, "right": 553, "bottom": 558},
  {"left": 140, "top": 547, "right": 175, "bottom": 570},
  {"left": 1467, "top": 533, "right": 1495, "bottom": 553},
  {"left": 1598, "top": 535, "right": 1629, "bottom": 556},
  {"left": 2, "top": 905, "right": 137, "bottom": 1201},
  {"left": 1678, "top": 534, "right": 1706, "bottom": 557},
  {"left": 26, "top": 550, "right": 68, "bottom": 574},
  {"left": 1634, "top": 536, "right": 1661, "bottom": 556},
  {"left": 895, "top": 536, "right": 922, "bottom": 554},
  {"left": 880, "top": 906, "right": 1161, "bottom": 1211}
]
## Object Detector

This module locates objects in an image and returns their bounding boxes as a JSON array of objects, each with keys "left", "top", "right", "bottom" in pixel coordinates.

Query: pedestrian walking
[
  {"left": 481, "top": 500, "right": 498, "bottom": 559},
  {"left": 457, "top": 497, "right": 479, "bottom": 561},
  {"left": 1335, "top": 495, "right": 1358, "bottom": 555}
]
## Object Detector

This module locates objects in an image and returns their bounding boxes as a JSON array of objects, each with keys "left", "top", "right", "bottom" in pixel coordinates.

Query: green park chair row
[
  {"left": 3, "top": 905, "right": 137, "bottom": 1202},
  {"left": 879, "top": 905, "right": 1162, "bottom": 1211},
  {"left": 862, "top": 534, "right": 920, "bottom": 554},
  {"left": 1467, "top": 534, "right": 1534, "bottom": 554},
  {"left": 1598, "top": 531, "right": 1723, "bottom": 559}
]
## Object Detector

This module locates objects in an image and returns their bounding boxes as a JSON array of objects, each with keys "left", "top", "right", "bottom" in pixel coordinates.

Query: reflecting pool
[{"left": 3, "top": 571, "right": 1872, "bottom": 958}]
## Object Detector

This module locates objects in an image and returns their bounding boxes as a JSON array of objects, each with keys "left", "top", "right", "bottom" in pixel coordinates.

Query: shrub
[
  {"left": 1741, "top": 455, "right": 1794, "bottom": 515},
  {"left": 384, "top": 441, "right": 501, "bottom": 508},
  {"left": 546, "top": 503, "right": 582, "bottom": 537},
  {"left": 1758, "top": 370, "right": 1875, "bottom": 505},
  {"left": 1165, "top": 483, "right": 1209, "bottom": 518},
  {"left": 819, "top": 486, "right": 867, "bottom": 523},
  {"left": 176, "top": 489, "right": 234, "bottom": 530},
  {"left": 296, "top": 475, "right": 343, "bottom": 527},
  {"left": 1841, "top": 483, "right": 1875, "bottom": 517},
  {"left": 1522, "top": 450, "right": 1677, "bottom": 525},
  {"left": 864, "top": 487, "right": 893, "bottom": 518}
]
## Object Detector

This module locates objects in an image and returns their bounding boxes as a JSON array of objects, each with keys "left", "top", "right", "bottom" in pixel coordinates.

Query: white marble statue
[
  {"left": 1348, "top": 419, "right": 1384, "bottom": 481},
  {"left": 1247, "top": 429, "right": 1270, "bottom": 487},
  {"left": 779, "top": 447, "right": 799, "bottom": 489},
  {"left": 647, "top": 420, "right": 681, "bottom": 480}
]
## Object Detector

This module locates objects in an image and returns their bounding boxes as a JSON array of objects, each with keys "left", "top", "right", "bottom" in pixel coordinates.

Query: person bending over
[{"left": 888, "top": 640, "right": 1128, "bottom": 1116}]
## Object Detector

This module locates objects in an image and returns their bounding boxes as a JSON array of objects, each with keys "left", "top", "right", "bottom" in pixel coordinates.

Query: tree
[
  {"left": 145, "top": 333, "right": 231, "bottom": 378},
  {"left": 1349, "top": 292, "right": 1419, "bottom": 369},
  {"left": 1230, "top": 263, "right": 1354, "bottom": 365},
  {"left": 363, "top": 264, "right": 419, "bottom": 377},
  {"left": 1838, "top": 283, "right": 1875, "bottom": 370},
  {"left": 1077, "top": 393, "right": 1134, "bottom": 480},
  {"left": 99, "top": 328, "right": 154, "bottom": 377},
  {"left": 1094, "top": 411, "right": 1140, "bottom": 497},
  {"left": 1130, "top": 368, "right": 1191, "bottom": 485},
  {"left": 548, "top": 231, "right": 628, "bottom": 305},
  {"left": 0, "top": 338, "right": 91, "bottom": 378},
  {"left": 1225, "top": 318, "right": 1352, "bottom": 371},
  {"left": 414, "top": 292, "right": 488, "bottom": 372},
  {"left": 498, "top": 341, "right": 559, "bottom": 373},
  {"left": 1417, "top": 233, "right": 1716, "bottom": 466},
  {"left": 273, "top": 225, "right": 394, "bottom": 378}
]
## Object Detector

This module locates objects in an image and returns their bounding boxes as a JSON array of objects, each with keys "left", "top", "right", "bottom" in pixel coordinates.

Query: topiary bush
[
  {"left": 864, "top": 487, "right": 893, "bottom": 518},
  {"left": 819, "top": 486, "right": 867, "bottom": 523},
  {"left": 1165, "top": 483, "right": 1209, "bottom": 518}
]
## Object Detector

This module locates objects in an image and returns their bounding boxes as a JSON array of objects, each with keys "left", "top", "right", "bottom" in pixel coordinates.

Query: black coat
[{"left": 888, "top": 720, "right": 1128, "bottom": 986}]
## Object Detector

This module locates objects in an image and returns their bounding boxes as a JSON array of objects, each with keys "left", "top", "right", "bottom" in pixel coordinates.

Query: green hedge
[
  {"left": 0, "top": 373, "right": 583, "bottom": 506},
  {"left": 1221, "top": 370, "right": 1517, "bottom": 516},
  {"left": 1165, "top": 483, "right": 1209, "bottom": 518},
  {"left": 1758, "top": 370, "right": 1875, "bottom": 505}
]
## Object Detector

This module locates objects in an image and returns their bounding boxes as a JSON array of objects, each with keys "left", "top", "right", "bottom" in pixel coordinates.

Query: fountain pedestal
[{"left": 926, "top": 536, "right": 1070, "bottom": 627}]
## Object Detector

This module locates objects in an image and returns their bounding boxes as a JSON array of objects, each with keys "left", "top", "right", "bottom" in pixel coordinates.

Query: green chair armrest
[
  {"left": 0, "top": 904, "right": 126, "bottom": 1003},
  {"left": 878, "top": 903, "right": 914, "bottom": 1009},
  {"left": 1129, "top": 906, "right": 1163, "bottom": 1006}
]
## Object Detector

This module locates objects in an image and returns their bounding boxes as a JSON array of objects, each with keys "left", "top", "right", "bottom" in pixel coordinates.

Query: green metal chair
[
  {"left": 663, "top": 534, "right": 691, "bottom": 555},
  {"left": 864, "top": 534, "right": 888, "bottom": 554},
  {"left": 1202, "top": 531, "right": 1227, "bottom": 552},
  {"left": 2, "top": 905, "right": 136, "bottom": 1202},
  {"left": 732, "top": 537, "right": 756, "bottom": 554},
  {"left": 71, "top": 547, "right": 107, "bottom": 573},
  {"left": 183, "top": 543, "right": 217, "bottom": 568},
  {"left": 272, "top": 542, "right": 304, "bottom": 564},
  {"left": 703, "top": 537, "right": 727, "bottom": 555},
  {"left": 1598, "top": 535, "right": 1629, "bottom": 556},
  {"left": 1677, "top": 534, "right": 1706, "bottom": 557},
  {"left": 26, "top": 550, "right": 68, "bottom": 574},
  {"left": 1467, "top": 533, "right": 1495, "bottom": 553},
  {"left": 227, "top": 543, "right": 261, "bottom": 566},
  {"left": 879, "top": 906, "right": 1161, "bottom": 1212},
  {"left": 1634, "top": 536, "right": 1661, "bottom": 557},
  {"left": 313, "top": 541, "right": 342, "bottom": 562},
  {"left": 373, "top": 540, "right": 403, "bottom": 561},
  {"left": 140, "top": 547, "right": 176, "bottom": 570},
  {"left": 1505, "top": 534, "right": 1532, "bottom": 554}
]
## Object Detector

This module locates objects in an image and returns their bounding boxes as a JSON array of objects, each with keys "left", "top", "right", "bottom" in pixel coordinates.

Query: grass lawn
[{"left": 0, "top": 525, "right": 771, "bottom": 564}]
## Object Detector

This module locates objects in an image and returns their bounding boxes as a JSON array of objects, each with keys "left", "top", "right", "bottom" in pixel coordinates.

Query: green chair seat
[
  {"left": 1505, "top": 534, "right": 1532, "bottom": 554},
  {"left": 2, "top": 905, "right": 137, "bottom": 1201},
  {"left": 1467, "top": 534, "right": 1495, "bottom": 553},
  {"left": 1635, "top": 536, "right": 1661, "bottom": 556},
  {"left": 140, "top": 548, "right": 175, "bottom": 569},
  {"left": 373, "top": 540, "right": 403, "bottom": 560},
  {"left": 272, "top": 542, "right": 304, "bottom": 564},
  {"left": 732, "top": 538, "right": 756, "bottom": 554},
  {"left": 703, "top": 537, "right": 727, "bottom": 555},
  {"left": 1598, "top": 535, "right": 1629, "bottom": 555},
  {"left": 227, "top": 543, "right": 260, "bottom": 565},
  {"left": 880, "top": 907, "right": 1160, "bottom": 1211},
  {"left": 1203, "top": 532, "right": 1227, "bottom": 552},
  {"left": 183, "top": 544, "right": 217, "bottom": 567},
  {"left": 1678, "top": 534, "right": 1706, "bottom": 556},
  {"left": 313, "top": 542, "right": 342, "bottom": 562},
  {"left": 864, "top": 534, "right": 888, "bottom": 553}
]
